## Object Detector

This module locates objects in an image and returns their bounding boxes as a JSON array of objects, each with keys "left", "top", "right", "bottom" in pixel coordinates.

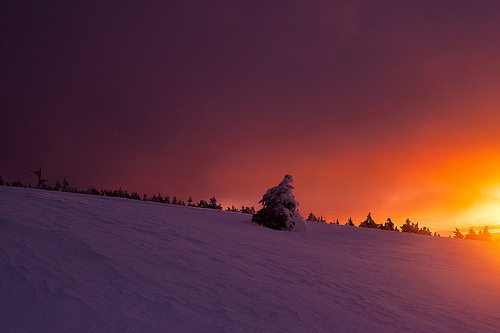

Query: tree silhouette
[
  {"left": 464, "top": 228, "right": 477, "bottom": 240},
  {"left": 306, "top": 213, "right": 318, "bottom": 222},
  {"left": 400, "top": 219, "right": 418, "bottom": 233},
  {"left": 33, "top": 168, "right": 48, "bottom": 189},
  {"left": 479, "top": 226, "right": 492, "bottom": 241},
  {"left": 197, "top": 200, "right": 208, "bottom": 208},
  {"left": 359, "top": 213, "right": 378, "bottom": 228},
  {"left": 12, "top": 178, "right": 22, "bottom": 187},
  {"left": 208, "top": 196, "right": 222, "bottom": 210},
  {"left": 382, "top": 218, "right": 396, "bottom": 231},
  {"left": 453, "top": 228, "right": 464, "bottom": 239},
  {"left": 61, "top": 176, "right": 70, "bottom": 192}
]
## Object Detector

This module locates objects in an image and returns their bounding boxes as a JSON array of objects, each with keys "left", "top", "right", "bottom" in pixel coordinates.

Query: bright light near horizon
[{"left": 453, "top": 184, "right": 500, "bottom": 230}]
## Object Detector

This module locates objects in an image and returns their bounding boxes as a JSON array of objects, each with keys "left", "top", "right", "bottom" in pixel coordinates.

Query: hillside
[{"left": 1, "top": 186, "right": 499, "bottom": 332}]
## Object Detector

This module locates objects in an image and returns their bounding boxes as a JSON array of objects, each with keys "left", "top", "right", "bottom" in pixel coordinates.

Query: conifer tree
[
  {"left": 480, "top": 226, "right": 492, "bottom": 241},
  {"left": 61, "top": 176, "right": 70, "bottom": 192},
  {"left": 383, "top": 218, "right": 396, "bottom": 231},
  {"left": 54, "top": 179, "right": 62, "bottom": 191},
  {"left": 306, "top": 213, "right": 318, "bottom": 222},
  {"left": 197, "top": 199, "right": 208, "bottom": 208},
  {"left": 345, "top": 217, "right": 355, "bottom": 226},
  {"left": 208, "top": 196, "right": 222, "bottom": 210},
  {"left": 419, "top": 226, "right": 432, "bottom": 236},
  {"left": 252, "top": 175, "right": 306, "bottom": 231},
  {"left": 240, "top": 206, "right": 255, "bottom": 214},
  {"left": 400, "top": 219, "right": 419, "bottom": 233},
  {"left": 359, "top": 212, "right": 378, "bottom": 228},
  {"left": 464, "top": 228, "right": 477, "bottom": 240}
]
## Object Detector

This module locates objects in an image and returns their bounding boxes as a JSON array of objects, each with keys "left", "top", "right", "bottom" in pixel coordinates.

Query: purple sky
[{"left": 2, "top": 1, "right": 500, "bottom": 230}]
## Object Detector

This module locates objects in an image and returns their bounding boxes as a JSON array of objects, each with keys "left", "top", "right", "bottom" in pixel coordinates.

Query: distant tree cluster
[
  {"left": 195, "top": 197, "right": 222, "bottom": 210},
  {"left": 357, "top": 213, "right": 435, "bottom": 235},
  {"left": 400, "top": 218, "right": 433, "bottom": 235},
  {"left": 226, "top": 205, "right": 256, "bottom": 214},
  {"left": 304, "top": 212, "right": 441, "bottom": 237},
  {"left": 453, "top": 226, "right": 492, "bottom": 242},
  {"left": 306, "top": 213, "right": 326, "bottom": 223},
  {"left": 0, "top": 170, "right": 237, "bottom": 213}
]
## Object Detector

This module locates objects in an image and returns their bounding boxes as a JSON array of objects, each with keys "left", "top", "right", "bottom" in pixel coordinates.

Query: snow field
[{"left": 1, "top": 186, "right": 500, "bottom": 332}]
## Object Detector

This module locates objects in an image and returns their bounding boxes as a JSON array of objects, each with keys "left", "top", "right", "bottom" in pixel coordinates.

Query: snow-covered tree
[
  {"left": 345, "top": 217, "right": 355, "bottom": 226},
  {"left": 208, "top": 196, "right": 222, "bottom": 210},
  {"left": 197, "top": 199, "right": 208, "bottom": 208},
  {"left": 306, "top": 213, "right": 318, "bottom": 222},
  {"left": 400, "top": 218, "right": 418, "bottom": 233},
  {"left": 419, "top": 226, "right": 432, "bottom": 236},
  {"left": 359, "top": 213, "right": 378, "bottom": 228},
  {"left": 382, "top": 218, "right": 396, "bottom": 231},
  {"left": 252, "top": 175, "right": 306, "bottom": 231}
]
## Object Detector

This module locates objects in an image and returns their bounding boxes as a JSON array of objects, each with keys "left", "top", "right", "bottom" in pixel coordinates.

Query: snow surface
[{"left": 1, "top": 186, "right": 500, "bottom": 332}]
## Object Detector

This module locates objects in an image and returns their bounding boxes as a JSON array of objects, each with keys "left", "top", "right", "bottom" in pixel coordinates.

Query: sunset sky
[{"left": 1, "top": 1, "right": 500, "bottom": 234}]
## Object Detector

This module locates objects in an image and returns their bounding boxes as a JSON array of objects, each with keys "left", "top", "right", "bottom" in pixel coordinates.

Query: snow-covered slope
[{"left": 1, "top": 187, "right": 499, "bottom": 332}]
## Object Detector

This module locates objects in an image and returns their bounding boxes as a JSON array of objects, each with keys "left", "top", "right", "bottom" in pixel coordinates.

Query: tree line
[
  {"left": 452, "top": 227, "right": 492, "bottom": 241},
  {"left": 306, "top": 212, "right": 438, "bottom": 235},
  {"left": 306, "top": 211, "right": 493, "bottom": 242},
  {"left": 0, "top": 170, "right": 494, "bottom": 239},
  {"left": 0, "top": 169, "right": 255, "bottom": 214}
]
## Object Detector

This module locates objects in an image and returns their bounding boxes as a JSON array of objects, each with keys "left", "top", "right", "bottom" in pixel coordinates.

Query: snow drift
[{"left": 1, "top": 186, "right": 500, "bottom": 332}]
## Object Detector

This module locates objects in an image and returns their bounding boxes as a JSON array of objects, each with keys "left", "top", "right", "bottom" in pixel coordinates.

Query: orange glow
[{"left": 213, "top": 140, "right": 500, "bottom": 234}]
